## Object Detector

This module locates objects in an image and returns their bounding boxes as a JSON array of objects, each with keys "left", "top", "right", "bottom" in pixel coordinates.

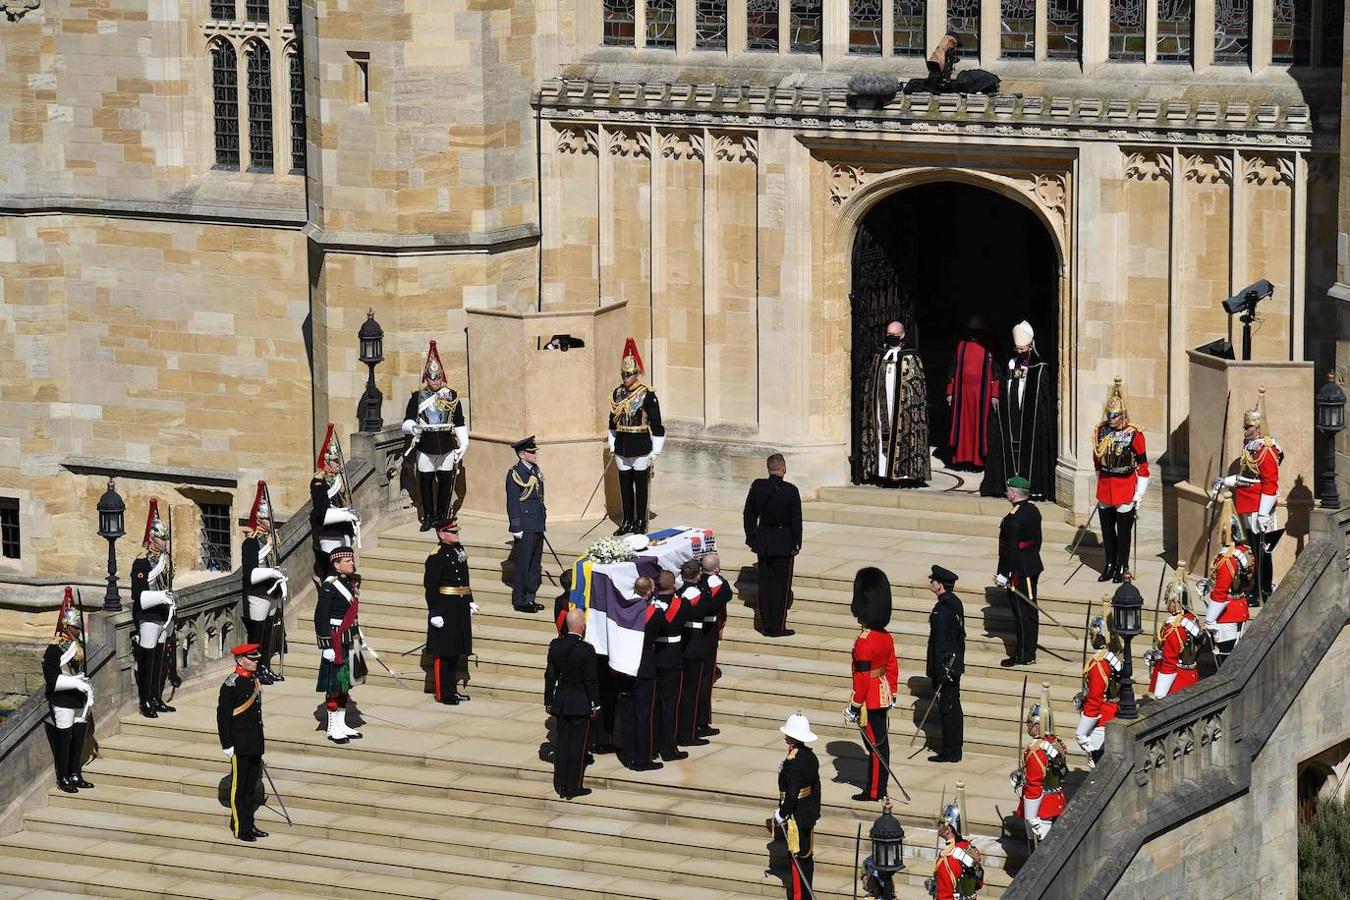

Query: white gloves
[
  {"left": 140, "top": 589, "right": 172, "bottom": 609},
  {"left": 55, "top": 674, "right": 90, "bottom": 693},
  {"left": 322, "top": 648, "right": 336, "bottom": 662},
  {"left": 607, "top": 432, "right": 616, "bottom": 453},
  {"left": 995, "top": 573, "right": 1009, "bottom": 588},
  {"left": 323, "top": 506, "right": 358, "bottom": 526},
  {"left": 772, "top": 809, "right": 784, "bottom": 825},
  {"left": 430, "top": 616, "right": 444, "bottom": 628},
  {"left": 512, "top": 532, "right": 523, "bottom": 539},
  {"left": 223, "top": 747, "right": 235, "bottom": 758},
  {"left": 469, "top": 601, "right": 480, "bottom": 615},
  {"left": 401, "top": 418, "right": 420, "bottom": 437},
  {"left": 651, "top": 435, "right": 666, "bottom": 458},
  {"left": 250, "top": 566, "right": 285, "bottom": 586},
  {"left": 843, "top": 705, "right": 861, "bottom": 725},
  {"left": 1115, "top": 503, "right": 1135, "bottom": 513}
]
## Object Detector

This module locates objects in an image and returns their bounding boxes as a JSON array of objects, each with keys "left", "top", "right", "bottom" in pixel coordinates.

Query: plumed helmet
[
  {"left": 938, "top": 801, "right": 962, "bottom": 834},
  {"left": 851, "top": 566, "right": 892, "bottom": 630},
  {"left": 1165, "top": 562, "right": 1192, "bottom": 611},
  {"left": 620, "top": 337, "right": 644, "bottom": 377},
  {"left": 315, "top": 423, "right": 342, "bottom": 474},
  {"left": 1242, "top": 387, "right": 1267, "bottom": 437},
  {"left": 1103, "top": 377, "right": 1128, "bottom": 420},
  {"left": 1089, "top": 615, "right": 1109, "bottom": 645},
  {"left": 421, "top": 340, "right": 446, "bottom": 385},
  {"left": 1027, "top": 682, "right": 1055, "bottom": 733},
  {"left": 142, "top": 498, "right": 169, "bottom": 547},
  {"left": 54, "top": 586, "right": 80, "bottom": 634},
  {"left": 246, "top": 481, "right": 270, "bottom": 532}
]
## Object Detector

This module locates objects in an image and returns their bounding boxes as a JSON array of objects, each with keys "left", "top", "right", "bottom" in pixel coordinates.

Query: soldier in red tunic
[
  {"left": 1014, "top": 685, "right": 1067, "bottom": 842},
  {"left": 1073, "top": 609, "right": 1121, "bottom": 767},
  {"left": 844, "top": 567, "right": 899, "bottom": 802},
  {"left": 1092, "top": 378, "right": 1149, "bottom": 583},
  {"left": 1203, "top": 492, "right": 1256, "bottom": 668},
  {"left": 928, "top": 783, "right": 984, "bottom": 900},
  {"left": 1146, "top": 564, "right": 1203, "bottom": 699},
  {"left": 1212, "top": 389, "right": 1284, "bottom": 605}
]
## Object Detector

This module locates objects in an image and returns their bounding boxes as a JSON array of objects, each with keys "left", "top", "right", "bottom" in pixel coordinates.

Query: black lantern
[
  {"left": 1316, "top": 372, "right": 1346, "bottom": 509},
  {"left": 96, "top": 478, "right": 126, "bottom": 612},
  {"left": 1111, "top": 580, "right": 1144, "bottom": 719},
  {"left": 357, "top": 308, "right": 385, "bottom": 432}
]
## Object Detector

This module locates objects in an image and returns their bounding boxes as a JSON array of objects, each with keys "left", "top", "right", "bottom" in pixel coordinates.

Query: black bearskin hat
[{"left": 851, "top": 566, "right": 892, "bottom": 630}]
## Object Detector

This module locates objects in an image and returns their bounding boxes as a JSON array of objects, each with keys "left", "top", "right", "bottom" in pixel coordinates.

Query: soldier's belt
[
  {"left": 778, "top": 787, "right": 814, "bottom": 800},
  {"left": 615, "top": 425, "right": 649, "bottom": 433},
  {"left": 1178, "top": 662, "right": 1199, "bottom": 670},
  {"left": 686, "top": 621, "right": 704, "bottom": 629},
  {"left": 655, "top": 635, "right": 682, "bottom": 644},
  {"left": 703, "top": 616, "right": 718, "bottom": 624},
  {"left": 437, "top": 586, "right": 473, "bottom": 596},
  {"left": 1099, "top": 468, "right": 1134, "bottom": 477}
]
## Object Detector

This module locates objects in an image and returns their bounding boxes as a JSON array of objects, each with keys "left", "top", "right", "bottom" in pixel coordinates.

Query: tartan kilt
[{"left": 315, "top": 657, "right": 345, "bottom": 694}]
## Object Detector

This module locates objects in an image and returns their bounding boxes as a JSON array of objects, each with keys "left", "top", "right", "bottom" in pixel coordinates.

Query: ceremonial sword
[
  {"left": 998, "top": 580, "right": 1079, "bottom": 643},
  {"left": 1063, "top": 503, "right": 1101, "bottom": 585},
  {"left": 844, "top": 711, "right": 912, "bottom": 803},
  {"left": 260, "top": 761, "right": 293, "bottom": 826}
]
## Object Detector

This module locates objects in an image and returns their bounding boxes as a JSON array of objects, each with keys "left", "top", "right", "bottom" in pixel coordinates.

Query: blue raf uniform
[{"left": 506, "top": 435, "right": 547, "bottom": 613}]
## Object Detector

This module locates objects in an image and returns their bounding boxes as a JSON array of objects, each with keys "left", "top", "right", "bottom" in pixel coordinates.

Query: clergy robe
[
  {"left": 861, "top": 344, "right": 930, "bottom": 484},
  {"left": 946, "top": 336, "right": 998, "bottom": 467},
  {"left": 981, "top": 351, "right": 1056, "bottom": 500}
]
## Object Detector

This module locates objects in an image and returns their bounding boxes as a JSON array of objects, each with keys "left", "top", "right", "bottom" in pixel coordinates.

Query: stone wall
[{"left": 0, "top": 639, "right": 43, "bottom": 711}]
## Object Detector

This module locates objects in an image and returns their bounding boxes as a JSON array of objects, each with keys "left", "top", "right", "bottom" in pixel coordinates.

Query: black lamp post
[
  {"left": 96, "top": 478, "right": 126, "bottom": 612},
  {"left": 1316, "top": 372, "right": 1346, "bottom": 509},
  {"left": 861, "top": 800, "right": 906, "bottom": 898},
  {"left": 357, "top": 308, "right": 385, "bottom": 432},
  {"left": 1111, "top": 580, "right": 1144, "bottom": 719}
]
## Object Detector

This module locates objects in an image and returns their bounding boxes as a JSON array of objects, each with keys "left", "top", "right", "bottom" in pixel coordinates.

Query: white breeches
[
  {"left": 1022, "top": 795, "right": 1051, "bottom": 839},
  {"left": 137, "top": 621, "right": 170, "bottom": 649},
  {"left": 1075, "top": 714, "right": 1104, "bottom": 753},
  {"left": 614, "top": 455, "right": 651, "bottom": 472},
  {"left": 416, "top": 451, "right": 457, "bottom": 474},
  {"left": 52, "top": 706, "right": 88, "bottom": 728},
  {"left": 247, "top": 593, "right": 278, "bottom": 623},
  {"left": 1152, "top": 672, "right": 1177, "bottom": 700},
  {"left": 1212, "top": 621, "right": 1243, "bottom": 645}
]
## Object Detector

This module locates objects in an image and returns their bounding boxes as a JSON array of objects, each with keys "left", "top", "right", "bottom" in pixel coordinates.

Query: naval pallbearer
[
  {"left": 402, "top": 340, "right": 470, "bottom": 531},
  {"left": 544, "top": 609, "right": 600, "bottom": 799},
  {"left": 607, "top": 339, "right": 665, "bottom": 536},
  {"left": 505, "top": 435, "right": 547, "bottom": 614},
  {"left": 217, "top": 642, "right": 268, "bottom": 841},
  {"left": 1091, "top": 378, "right": 1149, "bottom": 583},
  {"left": 44, "top": 589, "right": 94, "bottom": 793},
  {"left": 131, "top": 499, "right": 177, "bottom": 718},
  {"left": 768, "top": 713, "right": 821, "bottom": 900},
  {"left": 423, "top": 518, "right": 478, "bottom": 704},
  {"left": 241, "top": 481, "right": 287, "bottom": 684}
]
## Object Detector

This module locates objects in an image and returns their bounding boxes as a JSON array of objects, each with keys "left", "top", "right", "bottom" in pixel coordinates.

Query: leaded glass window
[
  {"left": 894, "top": 0, "right": 925, "bottom": 56},
  {"left": 246, "top": 0, "right": 268, "bottom": 23},
  {"left": 1156, "top": 0, "right": 1193, "bottom": 62},
  {"left": 1001, "top": 0, "right": 1035, "bottom": 58},
  {"left": 646, "top": 0, "right": 676, "bottom": 48},
  {"left": 696, "top": 0, "right": 727, "bottom": 49},
  {"left": 947, "top": 0, "right": 980, "bottom": 51},
  {"left": 1047, "top": 0, "right": 1081, "bottom": 59},
  {"left": 1271, "top": 0, "right": 1311, "bottom": 64},
  {"left": 1214, "top": 0, "right": 1251, "bottom": 64},
  {"left": 211, "top": 41, "right": 239, "bottom": 169},
  {"left": 791, "top": 0, "right": 823, "bottom": 53},
  {"left": 200, "top": 502, "right": 232, "bottom": 571},
  {"left": 1323, "top": 0, "right": 1345, "bottom": 66},
  {"left": 603, "top": 0, "right": 636, "bottom": 47},
  {"left": 747, "top": 0, "right": 779, "bottom": 51},
  {"left": 211, "top": 0, "right": 235, "bottom": 20},
  {"left": 1109, "top": 0, "right": 1145, "bottom": 60},
  {"left": 246, "top": 42, "right": 273, "bottom": 172},
  {"left": 849, "top": 0, "right": 883, "bottom": 55},
  {"left": 288, "top": 0, "right": 300, "bottom": 26},
  {"left": 289, "top": 49, "right": 305, "bottom": 174}
]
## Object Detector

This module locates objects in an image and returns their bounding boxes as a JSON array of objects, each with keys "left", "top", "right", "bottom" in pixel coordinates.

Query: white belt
[
  {"left": 328, "top": 618, "right": 345, "bottom": 627},
  {"left": 703, "top": 616, "right": 718, "bottom": 624},
  {"left": 656, "top": 636, "right": 682, "bottom": 644},
  {"left": 686, "top": 622, "right": 704, "bottom": 629}
]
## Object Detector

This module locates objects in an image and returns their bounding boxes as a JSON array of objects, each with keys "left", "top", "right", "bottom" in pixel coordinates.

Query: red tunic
[
  {"left": 1093, "top": 424, "right": 1149, "bottom": 506},
  {"left": 1210, "top": 548, "right": 1253, "bottom": 624},
  {"left": 933, "top": 840, "right": 980, "bottom": 900},
  {"left": 1148, "top": 612, "right": 1201, "bottom": 694},
  {"left": 1081, "top": 652, "right": 1120, "bottom": 723},
  {"left": 850, "top": 629, "right": 899, "bottom": 710},
  {"left": 946, "top": 338, "right": 999, "bottom": 467},
  {"left": 1016, "top": 736, "right": 1066, "bottom": 818},
  {"left": 1234, "top": 438, "right": 1281, "bottom": 515}
]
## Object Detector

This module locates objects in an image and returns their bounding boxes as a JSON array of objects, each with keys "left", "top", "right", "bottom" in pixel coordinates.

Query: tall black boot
[
  {"left": 435, "top": 471, "right": 454, "bottom": 522},
  {"left": 418, "top": 472, "right": 436, "bottom": 529},
  {"left": 51, "top": 726, "right": 75, "bottom": 791},
  {"left": 154, "top": 643, "right": 176, "bottom": 713},
  {"left": 633, "top": 469, "right": 650, "bottom": 534},
  {"left": 1098, "top": 507, "right": 1118, "bottom": 582},
  {"left": 134, "top": 647, "right": 156, "bottom": 718},
  {"left": 67, "top": 722, "right": 93, "bottom": 788},
  {"left": 1114, "top": 510, "right": 1135, "bottom": 581},
  {"left": 615, "top": 470, "right": 635, "bottom": 535},
  {"left": 261, "top": 613, "right": 284, "bottom": 682}
]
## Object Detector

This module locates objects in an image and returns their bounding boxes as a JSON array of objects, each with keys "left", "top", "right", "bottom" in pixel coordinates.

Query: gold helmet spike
[
  {"left": 1165, "top": 562, "right": 1191, "bottom": 611},
  {"left": 1103, "top": 377, "right": 1127, "bottom": 421},
  {"left": 1242, "top": 387, "right": 1267, "bottom": 437},
  {"left": 1039, "top": 682, "right": 1055, "bottom": 735},
  {"left": 955, "top": 781, "right": 967, "bottom": 833}
]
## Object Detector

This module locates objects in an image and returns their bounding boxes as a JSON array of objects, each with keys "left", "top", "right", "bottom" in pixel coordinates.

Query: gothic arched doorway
[{"left": 848, "top": 181, "right": 1060, "bottom": 496}]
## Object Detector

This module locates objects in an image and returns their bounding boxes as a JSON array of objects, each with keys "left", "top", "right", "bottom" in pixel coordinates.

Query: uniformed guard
[
  {"left": 315, "top": 547, "right": 364, "bottom": 744},
  {"left": 423, "top": 518, "right": 478, "bottom": 704},
  {"left": 1014, "top": 685, "right": 1068, "bottom": 842},
  {"left": 694, "top": 553, "right": 730, "bottom": 738},
  {"left": 1202, "top": 491, "right": 1255, "bottom": 668},
  {"left": 845, "top": 567, "right": 898, "bottom": 801},
  {"left": 677, "top": 559, "right": 718, "bottom": 746},
  {"left": 624, "top": 576, "right": 663, "bottom": 771},
  {"left": 310, "top": 424, "right": 360, "bottom": 580},
  {"left": 505, "top": 435, "right": 547, "bottom": 613},
  {"left": 544, "top": 608, "right": 600, "bottom": 800},
  {"left": 607, "top": 338, "right": 665, "bottom": 536},
  {"left": 743, "top": 453, "right": 803, "bottom": 637},
  {"left": 1146, "top": 564, "right": 1203, "bottom": 699},
  {"left": 402, "top": 341, "right": 469, "bottom": 530},
  {"left": 769, "top": 713, "right": 821, "bottom": 900},
  {"left": 1212, "top": 389, "right": 1284, "bottom": 605},
  {"left": 217, "top": 642, "right": 268, "bottom": 841},
  {"left": 131, "top": 498, "right": 176, "bottom": 718},
  {"left": 1092, "top": 378, "right": 1149, "bottom": 583},
  {"left": 1073, "top": 608, "right": 1121, "bottom": 767},
  {"left": 652, "top": 570, "right": 689, "bottom": 763},
  {"left": 241, "top": 481, "right": 287, "bottom": 684},
  {"left": 44, "top": 589, "right": 94, "bottom": 793},
  {"left": 928, "top": 784, "right": 985, "bottom": 900},
  {"left": 926, "top": 565, "right": 965, "bottom": 764},
  {"left": 995, "top": 476, "right": 1042, "bottom": 666}
]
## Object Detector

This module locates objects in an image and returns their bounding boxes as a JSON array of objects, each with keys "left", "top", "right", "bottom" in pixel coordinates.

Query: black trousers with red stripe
[
  {"left": 678, "top": 656, "right": 712, "bottom": 743},
  {"left": 553, "top": 713, "right": 591, "bottom": 797},
  {"left": 861, "top": 708, "right": 890, "bottom": 799},
  {"left": 784, "top": 824, "right": 814, "bottom": 900},
  {"left": 625, "top": 675, "right": 657, "bottom": 764},
  {"left": 656, "top": 666, "right": 683, "bottom": 759},
  {"left": 432, "top": 655, "right": 459, "bottom": 703}
]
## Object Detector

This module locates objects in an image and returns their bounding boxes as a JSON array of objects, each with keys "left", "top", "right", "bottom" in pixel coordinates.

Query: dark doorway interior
[{"left": 849, "top": 181, "right": 1060, "bottom": 484}]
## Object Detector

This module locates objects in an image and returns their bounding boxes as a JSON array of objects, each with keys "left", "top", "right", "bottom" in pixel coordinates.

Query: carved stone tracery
[
  {"left": 1242, "top": 154, "right": 1294, "bottom": 187},
  {"left": 658, "top": 129, "right": 704, "bottom": 161},
  {"left": 1182, "top": 152, "right": 1234, "bottom": 184},
  {"left": 1124, "top": 150, "right": 1173, "bottom": 181},
  {"left": 555, "top": 125, "right": 598, "bottom": 156},
  {"left": 606, "top": 127, "right": 651, "bottom": 159},
  {"left": 2, "top": 0, "right": 40, "bottom": 21},
  {"left": 711, "top": 131, "right": 757, "bottom": 164}
]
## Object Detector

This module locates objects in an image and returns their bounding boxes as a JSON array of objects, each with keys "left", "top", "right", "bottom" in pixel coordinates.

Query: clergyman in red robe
[{"left": 946, "top": 316, "right": 998, "bottom": 469}]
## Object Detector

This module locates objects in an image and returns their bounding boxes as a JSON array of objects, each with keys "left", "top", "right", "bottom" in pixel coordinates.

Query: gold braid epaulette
[
  {"left": 611, "top": 384, "right": 649, "bottom": 418},
  {"left": 511, "top": 468, "right": 539, "bottom": 501}
]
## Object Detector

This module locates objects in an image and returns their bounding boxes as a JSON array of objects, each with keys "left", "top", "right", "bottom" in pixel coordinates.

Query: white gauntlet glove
[
  {"left": 606, "top": 432, "right": 616, "bottom": 453},
  {"left": 469, "top": 601, "right": 480, "bottom": 615},
  {"left": 430, "top": 616, "right": 444, "bottom": 628},
  {"left": 223, "top": 747, "right": 235, "bottom": 758},
  {"left": 995, "top": 573, "right": 1009, "bottom": 588},
  {"left": 322, "top": 648, "right": 336, "bottom": 662},
  {"left": 55, "top": 674, "right": 90, "bottom": 693}
]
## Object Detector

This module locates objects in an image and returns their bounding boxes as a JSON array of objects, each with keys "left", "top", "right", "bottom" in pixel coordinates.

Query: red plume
[
  {"left": 141, "top": 498, "right": 161, "bottom": 547},
  {"left": 315, "top": 423, "right": 335, "bottom": 471},
  {"left": 247, "top": 481, "right": 267, "bottom": 530},
  {"left": 621, "top": 337, "right": 644, "bottom": 375},
  {"left": 54, "top": 586, "right": 74, "bottom": 635}
]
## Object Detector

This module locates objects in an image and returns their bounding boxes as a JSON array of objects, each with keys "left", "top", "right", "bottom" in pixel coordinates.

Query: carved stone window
[
  {"left": 1047, "top": 0, "right": 1081, "bottom": 59},
  {"left": 696, "top": 0, "right": 727, "bottom": 49},
  {"left": 1156, "top": 0, "right": 1193, "bottom": 63},
  {"left": 893, "top": 0, "right": 926, "bottom": 56},
  {"left": 211, "top": 40, "right": 240, "bottom": 169},
  {"left": 1323, "top": 0, "right": 1344, "bottom": 66},
  {"left": 1109, "top": 0, "right": 1145, "bottom": 60},
  {"left": 1272, "top": 0, "right": 1311, "bottom": 65},
  {"left": 211, "top": 0, "right": 236, "bottom": 20},
  {"left": 1001, "top": 0, "right": 1035, "bottom": 58},
  {"left": 1214, "top": 0, "right": 1251, "bottom": 64},
  {"left": 246, "top": 41, "right": 273, "bottom": 172},
  {"left": 947, "top": 0, "right": 981, "bottom": 51},
  {"left": 246, "top": 0, "right": 268, "bottom": 23},
  {"left": 288, "top": 47, "right": 305, "bottom": 174},
  {"left": 747, "top": 0, "right": 779, "bottom": 51},
  {"left": 646, "top": 0, "right": 676, "bottom": 48},
  {"left": 791, "top": 0, "right": 823, "bottom": 53},
  {"left": 287, "top": 0, "right": 300, "bottom": 26},
  {"left": 849, "top": 0, "right": 883, "bottom": 55},
  {"left": 603, "top": 0, "right": 637, "bottom": 47}
]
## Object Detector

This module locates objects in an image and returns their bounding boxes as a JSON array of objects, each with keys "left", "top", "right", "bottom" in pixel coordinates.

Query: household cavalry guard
[
  {"left": 44, "top": 588, "right": 94, "bottom": 793},
  {"left": 131, "top": 499, "right": 177, "bottom": 718},
  {"left": 216, "top": 642, "right": 268, "bottom": 842},
  {"left": 423, "top": 518, "right": 477, "bottom": 705},
  {"left": 1202, "top": 491, "right": 1255, "bottom": 668},
  {"left": 310, "top": 424, "right": 360, "bottom": 580},
  {"left": 241, "top": 481, "right": 287, "bottom": 684},
  {"left": 1014, "top": 684, "right": 1067, "bottom": 843},
  {"left": 315, "top": 546, "right": 365, "bottom": 744},
  {"left": 1092, "top": 378, "right": 1149, "bottom": 583},
  {"left": 402, "top": 340, "right": 469, "bottom": 531},
  {"left": 1073, "top": 607, "right": 1122, "bottom": 767},
  {"left": 927, "top": 784, "right": 984, "bottom": 900},
  {"left": 1146, "top": 563, "right": 1203, "bottom": 700},
  {"left": 1213, "top": 389, "right": 1284, "bottom": 605},
  {"left": 608, "top": 338, "right": 665, "bottom": 536}
]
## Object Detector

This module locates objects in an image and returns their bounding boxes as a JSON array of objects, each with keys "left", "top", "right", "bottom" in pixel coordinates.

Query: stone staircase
[{"left": 0, "top": 487, "right": 1167, "bottom": 899}]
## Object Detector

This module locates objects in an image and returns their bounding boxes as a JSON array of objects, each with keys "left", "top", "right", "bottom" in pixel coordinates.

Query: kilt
[{"left": 315, "top": 657, "right": 345, "bottom": 694}]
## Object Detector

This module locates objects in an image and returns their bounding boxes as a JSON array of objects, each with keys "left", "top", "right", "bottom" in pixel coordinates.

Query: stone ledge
[
  {"left": 0, "top": 195, "right": 305, "bottom": 228},
  {"left": 60, "top": 457, "right": 239, "bottom": 488},
  {"left": 302, "top": 222, "right": 541, "bottom": 256}
]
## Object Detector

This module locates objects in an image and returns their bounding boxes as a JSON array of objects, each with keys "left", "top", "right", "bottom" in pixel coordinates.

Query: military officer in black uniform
[
  {"left": 608, "top": 338, "right": 665, "bottom": 535},
  {"left": 925, "top": 565, "right": 966, "bottom": 763},
  {"left": 678, "top": 557, "right": 727, "bottom": 745},
  {"left": 402, "top": 340, "right": 470, "bottom": 530},
  {"left": 770, "top": 713, "right": 821, "bottom": 900},
  {"left": 217, "top": 642, "right": 267, "bottom": 841},
  {"left": 44, "top": 592, "right": 94, "bottom": 793},
  {"left": 996, "top": 476, "right": 1043, "bottom": 665},
  {"left": 743, "top": 453, "right": 803, "bottom": 637},
  {"left": 506, "top": 435, "right": 547, "bottom": 613},
  {"left": 624, "top": 575, "right": 663, "bottom": 771},
  {"left": 652, "top": 571, "right": 690, "bottom": 763},
  {"left": 423, "top": 518, "right": 477, "bottom": 705},
  {"left": 544, "top": 608, "right": 600, "bottom": 799},
  {"left": 695, "top": 553, "right": 730, "bottom": 737}
]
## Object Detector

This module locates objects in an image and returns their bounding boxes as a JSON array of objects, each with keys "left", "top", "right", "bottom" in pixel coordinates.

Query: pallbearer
[
  {"left": 1202, "top": 492, "right": 1255, "bottom": 668},
  {"left": 769, "top": 713, "right": 821, "bottom": 900},
  {"left": 1147, "top": 564, "right": 1203, "bottom": 699},
  {"left": 217, "top": 642, "right": 268, "bottom": 841},
  {"left": 1213, "top": 389, "right": 1284, "bottom": 604},
  {"left": 131, "top": 499, "right": 176, "bottom": 718},
  {"left": 402, "top": 340, "right": 469, "bottom": 530},
  {"left": 1092, "top": 378, "right": 1149, "bottom": 583},
  {"left": 694, "top": 553, "right": 729, "bottom": 737},
  {"left": 677, "top": 559, "right": 714, "bottom": 747},
  {"left": 845, "top": 567, "right": 898, "bottom": 802},
  {"left": 607, "top": 338, "right": 665, "bottom": 535},
  {"left": 44, "top": 589, "right": 94, "bottom": 793},
  {"left": 422, "top": 518, "right": 477, "bottom": 705},
  {"left": 241, "top": 481, "right": 287, "bottom": 684},
  {"left": 544, "top": 609, "right": 600, "bottom": 800},
  {"left": 315, "top": 547, "right": 364, "bottom": 744}
]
